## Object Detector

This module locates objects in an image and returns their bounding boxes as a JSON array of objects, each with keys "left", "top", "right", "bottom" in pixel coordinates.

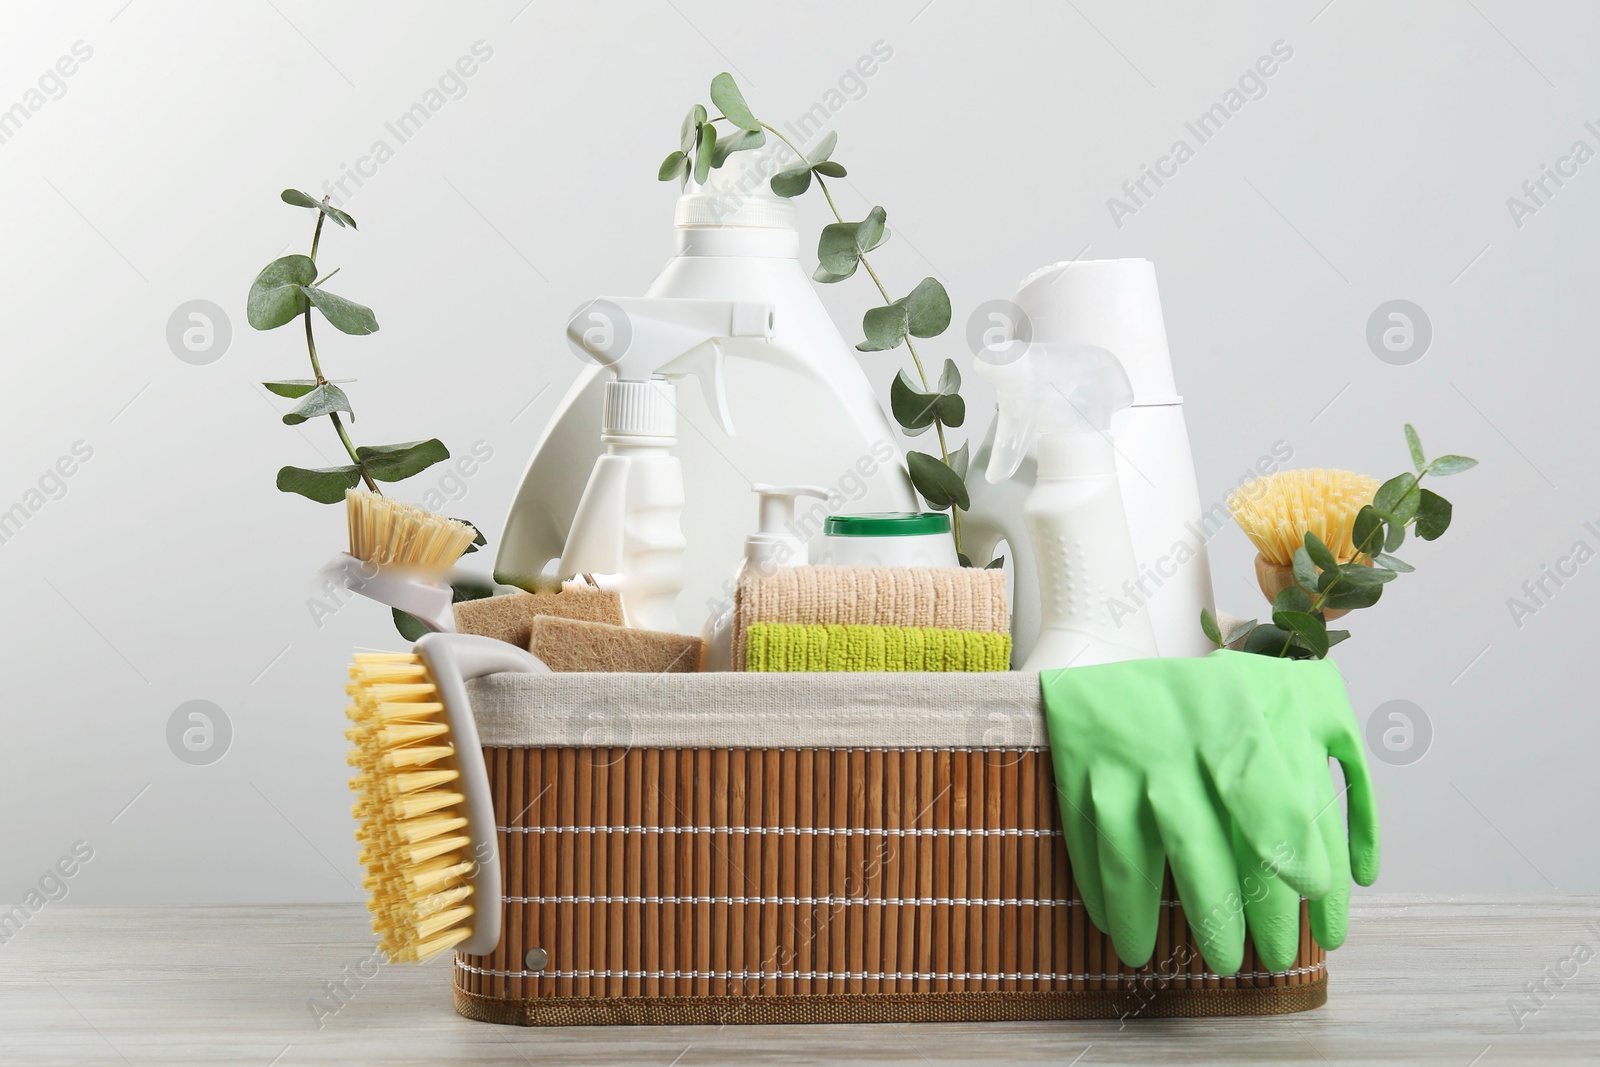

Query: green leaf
[
  {"left": 262, "top": 379, "right": 318, "bottom": 399},
  {"left": 1303, "top": 531, "right": 1339, "bottom": 574},
  {"left": 1324, "top": 583, "right": 1383, "bottom": 611},
  {"left": 356, "top": 439, "right": 449, "bottom": 483},
  {"left": 812, "top": 262, "right": 856, "bottom": 284},
  {"left": 934, "top": 392, "right": 966, "bottom": 428},
  {"left": 276, "top": 463, "right": 362, "bottom": 504},
  {"left": 770, "top": 165, "right": 812, "bottom": 198},
  {"left": 907, "top": 450, "right": 970, "bottom": 511},
  {"left": 1352, "top": 505, "right": 1386, "bottom": 556},
  {"left": 957, "top": 552, "right": 973, "bottom": 568},
  {"left": 807, "top": 130, "right": 838, "bottom": 164},
  {"left": 1374, "top": 552, "right": 1415, "bottom": 573},
  {"left": 890, "top": 368, "right": 939, "bottom": 433},
  {"left": 818, "top": 221, "right": 864, "bottom": 274},
  {"left": 1273, "top": 610, "right": 1329, "bottom": 658},
  {"left": 450, "top": 519, "right": 488, "bottom": 555},
  {"left": 948, "top": 440, "right": 970, "bottom": 482},
  {"left": 281, "top": 189, "right": 319, "bottom": 208},
  {"left": 985, "top": 556, "right": 1006, "bottom": 569},
  {"left": 859, "top": 303, "right": 909, "bottom": 352},
  {"left": 1427, "top": 455, "right": 1478, "bottom": 477},
  {"left": 937, "top": 358, "right": 961, "bottom": 395},
  {"left": 1338, "top": 562, "right": 1397, "bottom": 588},
  {"left": 1272, "top": 586, "right": 1313, "bottom": 615},
  {"left": 903, "top": 277, "right": 951, "bottom": 338},
  {"left": 247, "top": 254, "right": 316, "bottom": 330},
  {"left": 302, "top": 286, "right": 379, "bottom": 335},
  {"left": 711, "top": 127, "right": 765, "bottom": 167},
  {"left": 1242, "top": 623, "right": 1295, "bottom": 657},
  {"left": 1200, "top": 608, "right": 1224, "bottom": 647},
  {"left": 812, "top": 160, "right": 847, "bottom": 177},
  {"left": 1292, "top": 546, "right": 1319, "bottom": 591},
  {"left": 450, "top": 575, "right": 495, "bottom": 602},
  {"left": 1374, "top": 473, "right": 1421, "bottom": 524},
  {"left": 658, "top": 150, "right": 688, "bottom": 182},
  {"left": 693, "top": 123, "right": 717, "bottom": 185},
  {"left": 1326, "top": 629, "right": 1352, "bottom": 649},
  {"left": 322, "top": 202, "right": 357, "bottom": 230},
  {"left": 709, "top": 72, "right": 760, "bottom": 131},
  {"left": 282, "top": 382, "right": 353, "bottom": 425},
  {"left": 1225, "top": 619, "right": 1259, "bottom": 645},
  {"left": 392, "top": 608, "right": 429, "bottom": 642},
  {"left": 1416, "top": 488, "right": 1452, "bottom": 540},
  {"left": 1382, "top": 510, "right": 1406, "bottom": 552},
  {"left": 281, "top": 190, "right": 355, "bottom": 229},
  {"left": 856, "top": 206, "right": 887, "bottom": 253},
  {"left": 680, "top": 104, "right": 706, "bottom": 155},
  {"left": 1405, "top": 424, "right": 1426, "bottom": 471}
]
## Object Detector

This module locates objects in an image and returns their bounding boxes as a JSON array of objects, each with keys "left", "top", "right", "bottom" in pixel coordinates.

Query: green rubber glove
[{"left": 1039, "top": 650, "right": 1379, "bottom": 976}]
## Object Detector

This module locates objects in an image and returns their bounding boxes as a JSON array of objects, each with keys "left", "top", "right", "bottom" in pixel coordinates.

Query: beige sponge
[
  {"left": 530, "top": 616, "right": 703, "bottom": 673},
  {"left": 453, "top": 588, "right": 624, "bottom": 648}
]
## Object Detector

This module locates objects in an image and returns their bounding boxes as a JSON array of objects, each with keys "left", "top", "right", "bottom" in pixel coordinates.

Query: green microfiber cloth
[{"left": 744, "top": 623, "right": 1011, "bottom": 672}]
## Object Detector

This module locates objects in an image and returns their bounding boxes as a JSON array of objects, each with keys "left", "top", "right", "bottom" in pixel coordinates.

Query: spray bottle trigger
[
  {"left": 660, "top": 340, "right": 735, "bottom": 437},
  {"left": 985, "top": 401, "right": 1037, "bottom": 484}
]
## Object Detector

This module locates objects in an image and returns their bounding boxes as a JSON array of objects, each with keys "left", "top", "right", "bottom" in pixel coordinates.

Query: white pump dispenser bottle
[
  {"left": 559, "top": 297, "right": 775, "bottom": 633},
  {"left": 974, "top": 342, "right": 1157, "bottom": 670}
]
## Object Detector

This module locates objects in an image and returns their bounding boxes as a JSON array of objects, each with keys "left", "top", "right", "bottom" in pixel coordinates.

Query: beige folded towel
[
  {"left": 453, "top": 587, "right": 624, "bottom": 647},
  {"left": 733, "top": 566, "right": 1009, "bottom": 671}
]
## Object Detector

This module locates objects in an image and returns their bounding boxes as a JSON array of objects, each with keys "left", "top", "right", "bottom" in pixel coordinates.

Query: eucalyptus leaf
[
  {"left": 693, "top": 123, "right": 717, "bottom": 185},
  {"left": 1326, "top": 629, "right": 1352, "bottom": 649},
  {"left": 302, "top": 286, "right": 379, "bottom": 335},
  {"left": 282, "top": 382, "right": 353, "bottom": 425},
  {"left": 948, "top": 440, "right": 970, "bottom": 482},
  {"left": 356, "top": 439, "right": 450, "bottom": 483},
  {"left": 711, "top": 127, "right": 765, "bottom": 167},
  {"left": 658, "top": 150, "right": 689, "bottom": 182},
  {"left": 1405, "top": 424, "right": 1426, "bottom": 471},
  {"left": 1338, "top": 562, "right": 1397, "bottom": 588},
  {"left": 1427, "top": 455, "right": 1478, "bottom": 477},
  {"left": 1242, "top": 623, "right": 1295, "bottom": 656},
  {"left": 818, "top": 220, "right": 864, "bottom": 274},
  {"left": 1273, "top": 609, "right": 1329, "bottom": 657},
  {"left": 680, "top": 104, "right": 706, "bottom": 155},
  {"left": 937, "top": 358, "right": 961, "bottom": 396},
  {"left": 322, "top": 203, "right": 357, "bottom": 230},
  {"left": 985, "top": 556, "right": 1006, "bottom": 569},
  {"left": 262, "top": 379, "right": 319, "bottom": 399},
  {"left": 247, "top": 254, "right": 316, "bottom": 330},
  {"left": 856, "top": 206, "right": 887, "bottom": 253},
  {"left": 890, "top": 368, "right": 939, "bottom": 431},
  {"left": 1201, "top": 608, "right": 1224, "bottom": 647},
  {"left": 276, "top": 463, "right": 362, "bottom": 504},
  {"left": 1292, "top": 546, "right": 1319, "bottom": 591},
  {"left": 1374, "top": 473, "right": 1420, "bottom": 524},
  {"left": 1225, "top": 619, "right": 1260, "bottom": 645},
  {"left": 1323, "top": 583, "right": 1383, "bottom": 611},
  {"left": 859, "top": 303, "right": 909, "bottom": 352},
  {"left": 281, "top": 189, "right": 319, "bottom": 208},
  {"left": 1382, "top": 510, "right": 1406, "bottom": 552},
  {"left": 812, "top": 262, "right": 857, "bottom": 284},
  {"left": 709, "top": 72, "right": 760, "bottom": 131},
  {"left": 934, "top": 392, "right": 965, "bottom": 427},
  {"left": 813, "top": 160, "right": 847, "bottom": 178},
  {"left": 770, "top": 165, "right": 812, "bottom": 198},
  {"left": 449, "top": 518, "right": 488, "bottom": 555},
  {"left": 907, "top": 450, "right": 970, "bottom": 511},
  {"left": 1374, "top": 552, "right": 1415, "bottom": 572},
  {"left": 807, "top": 130, "right": 838, "bottom": 164},
  {"left": 1272, "top": 586, "right": 1313, "bottom": 615},
  {"left": 1352, "top": 505, "right": 1386, "bottom": 555},
  {"left": 1416, "top": 488, "right": 1452, "bottom": 540},
  {"left": 392, "top": 608, "right": 429, "bottom": 641},
  {"left": 1304, "top": 531, "right": 1339, "bottom": 574},
  {"left": 903, "top": 277, "right": 951, "bottom": 338}
]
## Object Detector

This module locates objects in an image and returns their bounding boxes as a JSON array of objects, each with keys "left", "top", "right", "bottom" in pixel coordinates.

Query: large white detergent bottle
[
  {"left": 974, "top": 342, "right": 1157, "bottom": 670},
  {"left": 559, "top": 297, "right": 774, "bottom": 633},
  {"left": 497, "top": 152, "right": 916, "bottom": 631},
  {"left": 965, "top": 258, "right": 1216, "bottom": 661}
]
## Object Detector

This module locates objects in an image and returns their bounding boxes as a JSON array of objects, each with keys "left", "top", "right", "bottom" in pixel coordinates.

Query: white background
[{"left": 1, "top": 0, "right": 1592, "bottom": 903}]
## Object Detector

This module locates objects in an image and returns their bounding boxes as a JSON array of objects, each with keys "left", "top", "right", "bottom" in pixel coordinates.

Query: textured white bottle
[{"left": 1023, "top": 436, "right": 1158, "bottom": 671}]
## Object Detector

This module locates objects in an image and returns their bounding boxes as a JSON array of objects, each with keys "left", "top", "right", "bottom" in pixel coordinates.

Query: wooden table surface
[{"left": 2, "top": 896, "right": 1596, "bottom": 1065}]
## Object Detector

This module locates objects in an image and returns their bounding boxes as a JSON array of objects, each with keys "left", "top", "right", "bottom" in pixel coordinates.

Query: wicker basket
[{"left": 451, "top": 673, "right": 1326, "bottom": 1025}]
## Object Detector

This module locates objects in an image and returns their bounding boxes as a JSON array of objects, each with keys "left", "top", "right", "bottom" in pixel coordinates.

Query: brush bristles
[
  {"left": 345, "top": 651, "right": 476, "bottom": 963},
  {"left": 346, "top": 490, "right": 477, "bottom": 574},
  {"left": 1228, "top": 468, "right": 1382, "bottom": 566}
]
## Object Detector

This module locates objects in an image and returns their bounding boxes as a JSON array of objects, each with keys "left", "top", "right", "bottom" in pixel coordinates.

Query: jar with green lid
[{"left": 815, "top": 512, "right": 960, "bottom": 568}]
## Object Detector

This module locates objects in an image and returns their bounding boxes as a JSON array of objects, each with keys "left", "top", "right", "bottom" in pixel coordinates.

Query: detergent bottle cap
[
  {"left": 675, "top": 148, "right": 798, "bottom": 230},
  {"left": 746, "top": 483, "right": 829, "bottom": 569},
  {"left": 974, "top": 341, "right": 1133, "bottom": 482}
]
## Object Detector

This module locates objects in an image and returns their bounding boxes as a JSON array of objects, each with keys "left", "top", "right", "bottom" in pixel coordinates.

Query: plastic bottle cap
[
  {"left": 602, "top": 379, "right": 676, "bottom": 437},
  {"left": 675, "top": 148, "right": 799, "bottom": 230},
  {"left": 823, "top": 512, "right": 951, "bottom": 537}
]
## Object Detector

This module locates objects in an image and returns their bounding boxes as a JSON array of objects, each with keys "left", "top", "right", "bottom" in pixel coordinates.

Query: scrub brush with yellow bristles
[
  {"left": 345, "top": 632, "right": 549, "bottom": 962},
  {"left": 1228, "top": 468, "right": 1381, "bottom": 618},
  {"left": 319, "top": 491, "right": 485, "bottom": 633}
]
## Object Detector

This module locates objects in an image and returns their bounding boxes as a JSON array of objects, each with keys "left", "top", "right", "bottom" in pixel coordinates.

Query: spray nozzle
[
  {"left": 973, "top": 341, "right": 1133, "bottom": 483},
  {"left": 566, "top": 297, "right": 775, "bottom": 437}
]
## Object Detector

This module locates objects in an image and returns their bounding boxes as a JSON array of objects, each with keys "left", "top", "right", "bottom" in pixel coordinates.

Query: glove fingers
[
  {"left": 1148, "top": 780, "right": 1244, "bottom": 976},
  {"left": 1089, "top": 769, "right": 1165, "bottom": 969},
  {"left": 1308, "top": 780, "right": 1355, "bottom": 950},
  {"left": 1202, "top": 728, "right": 1332, "bottom": 901},
  {"left": 1233, "top": 821, "right": 1303, "bottom": 973},
  {"left": 1052, "top": 770, "right": 1111, "bottom": 937},
  {"left": 1325, "top": 715, "right": 1381, "bottom": 886}
]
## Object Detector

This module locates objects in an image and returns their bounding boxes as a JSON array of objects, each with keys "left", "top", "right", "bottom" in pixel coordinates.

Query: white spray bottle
[
  {"left": 559, "top": 297, "right": 775, "bottom": 633},
  {"left": 974, "top": 342, "right": 1157, "bottom": 670},
  {"left": 702, "top": 483, "right": 829, "bottom": 671}
]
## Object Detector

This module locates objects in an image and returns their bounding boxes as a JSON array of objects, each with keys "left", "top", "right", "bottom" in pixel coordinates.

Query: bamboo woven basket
[{"left": 450, "top": 673, "right": 1326, "bottom": 1025}]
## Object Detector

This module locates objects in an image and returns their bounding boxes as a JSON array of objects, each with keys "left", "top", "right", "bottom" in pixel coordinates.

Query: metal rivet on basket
[{"left": 525, "top": 947, "right": 549, "bottom": 972}]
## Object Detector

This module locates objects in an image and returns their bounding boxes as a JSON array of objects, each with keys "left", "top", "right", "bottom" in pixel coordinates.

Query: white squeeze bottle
[
  {"left": 496, "top": 150, "right": 916, "bottom": 632},
  {"left": 974, "top": 341, "right": 1157, "bottom": 670},
  {"left": 559, "top": 297, "right": 775, "bottom": 633},
  {"left": 702, "top": 483, "right": 828, "bottom": 671}
]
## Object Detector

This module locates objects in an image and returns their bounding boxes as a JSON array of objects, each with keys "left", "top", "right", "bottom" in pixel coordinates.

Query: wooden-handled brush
[
  {"left": 1228, "top": 469, "right": 1380, "bottom": 620},
  {"left": 345, "top": 633, "right": 549, "bottom": 962}
]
